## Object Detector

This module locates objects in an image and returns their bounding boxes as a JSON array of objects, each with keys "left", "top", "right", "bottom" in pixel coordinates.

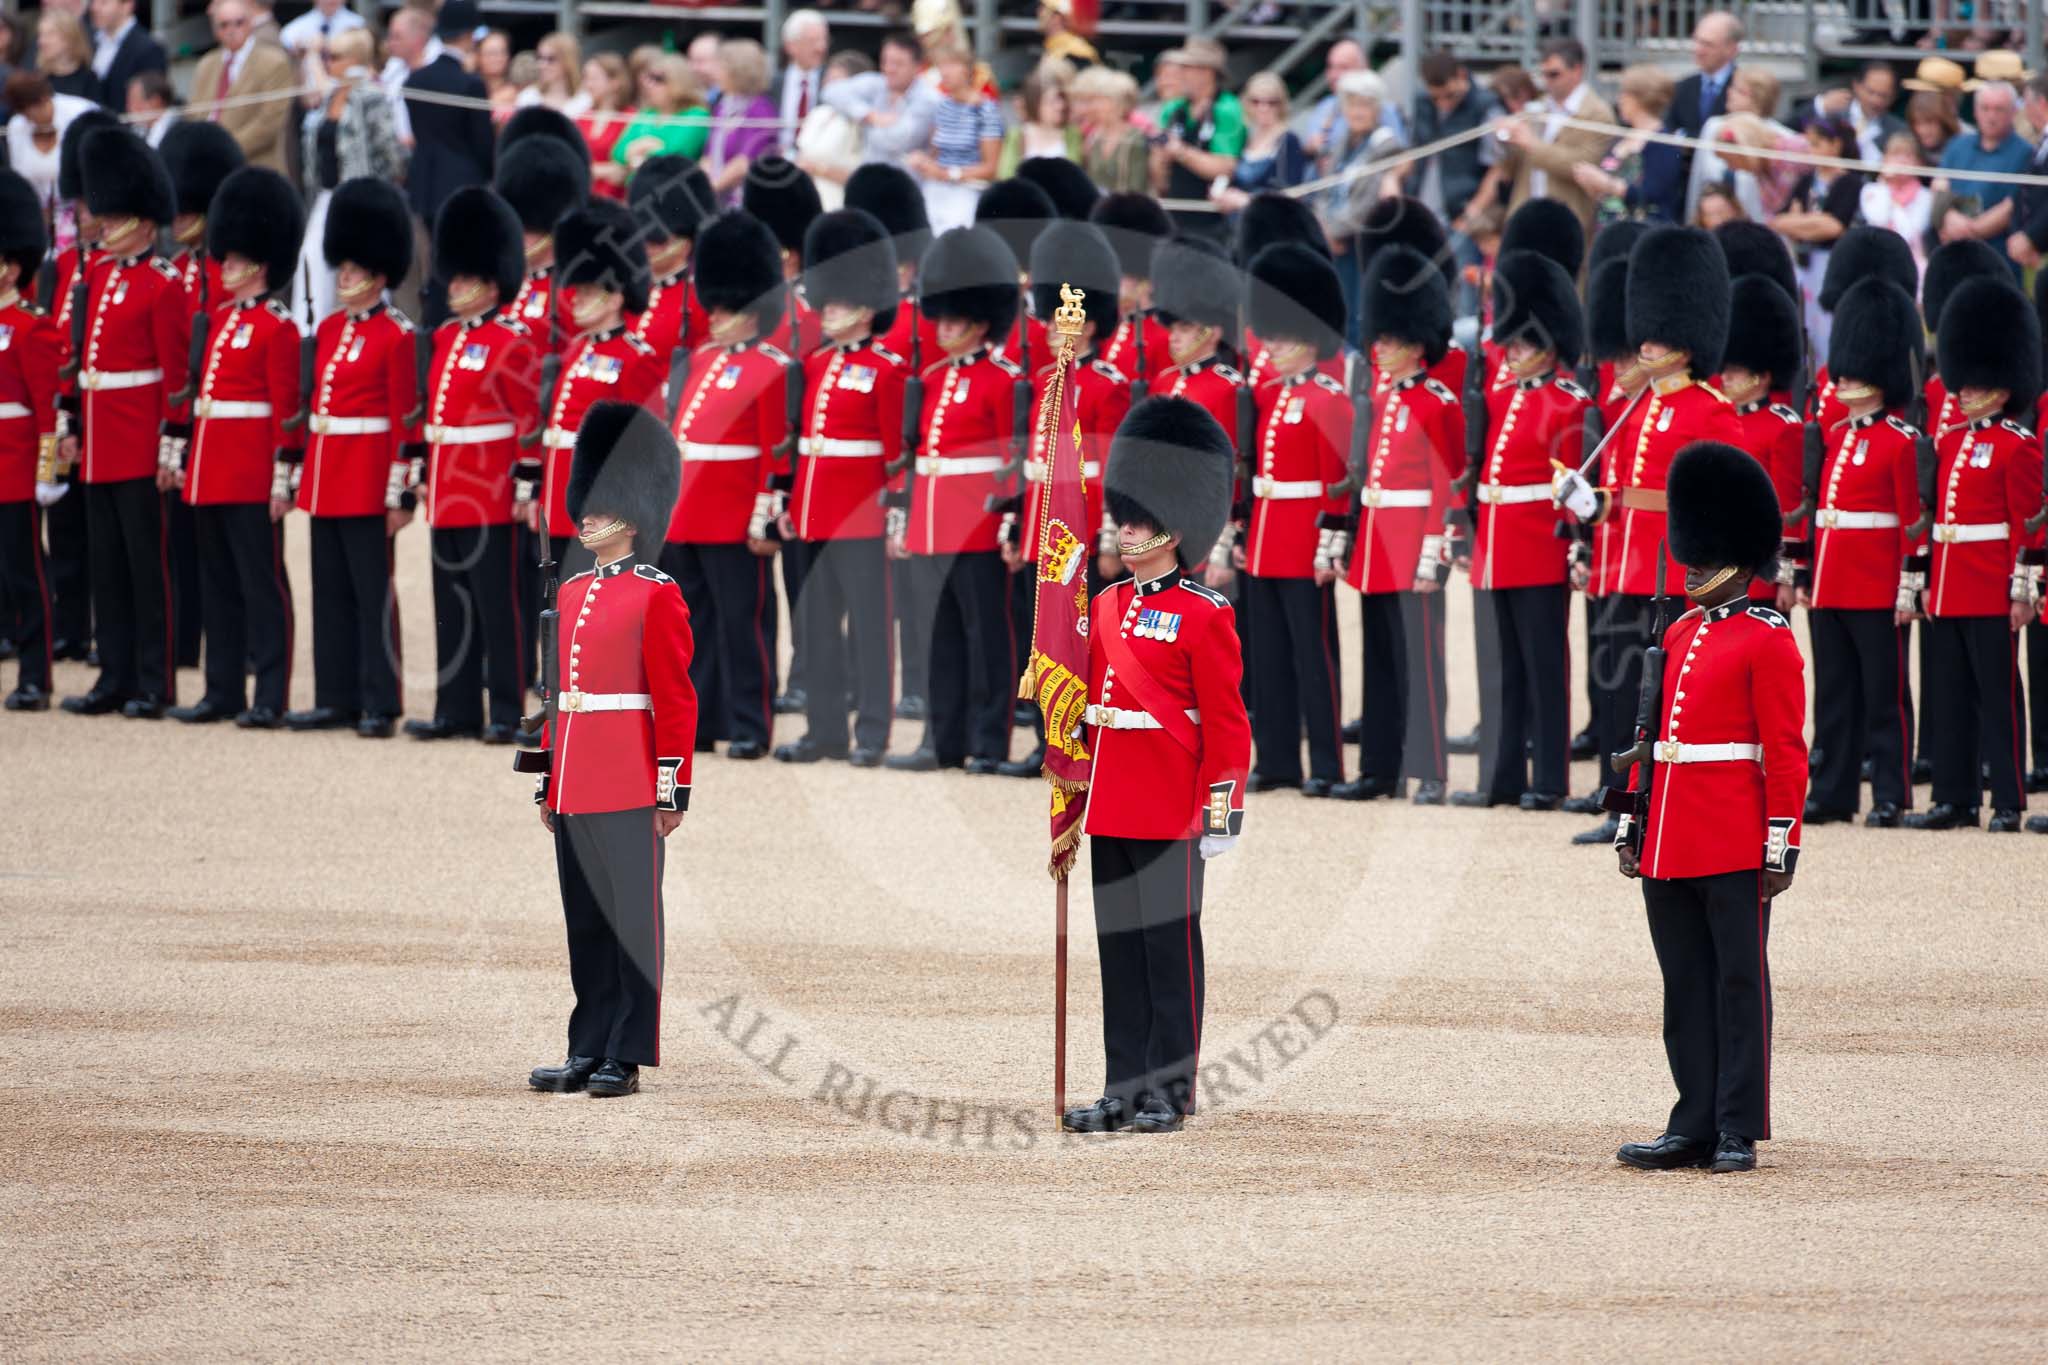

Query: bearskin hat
[
  {"left": 1828, "top": 278, "right": 1923, "bottom": 410},
  {"left": 1029, "top": 220, "right": 1120, "bottom": 339},
  {"left": 1499, "top": 198, "right": 1584, "bottom": 277},
  {"left": 556, "top": 199, "right": 652, "bottom": 315},
  {"left": 430, "top": 187, "right": 528, "bottom": 303},
  {"left": 1358, "top": 195, "right": 1456, "bottom": 290},
  {"left": 0, "top": 170, "right": 48, "bottom": 285},
  {"left": 1104, "top": 395, "right": 1236, "bottom": 570},
  {"left": 205, "top": 167, "right": 305, "bottom": 293},
  {"left": 159, "top": 120, "right": 245, "bottom": 219},
  {"left": 628, "top": 156, "right": 715, "bottom": 245},
  {"left": 693, "top": 211, "right": 785, "bottom": 326},
  {"left": 1362, "top": 244, "right": 1451, "bottom": 364},
  {"left": 1151, "top": 235, "right": 1240, "bottom": 332},
  {"left": 1626, "top": 226, "right": 1728, "bottom": 376},
  {"left": 1667, "top": 440, "right": 1784, "bottom": 576},
  {"left": 1090, "top": 191, "right": 1172, "bottom": 280},
  {"left": 917, "top": 225, "right": 1019, "bottom": 335},
  {"left": 974, "top": 177, "right": 1057, "bottom": 270},
  {"left": 1587, "top": 257, "right": 1631, "bottom": 361},
  {"left": 1015, "top": 155, "right": 1101, "bottom": 220},
  {"left": 1937, "top": 275, "right": 2042, "bottom": 416},
  {"left": 1720, "top": 275, "right": 1803, "bottom": 391},
  {"left": 1923, "top": 237, "right": 2008, "bottom": 330},
  {"left": 1712, "top": 220, "right": 1798, "bottom": 305},
  {"left": 322, "top": 177, "right": 414, "bottom": 283},
  {"left": 59, "top": 109, "right": 122, "bottom": 204},
  {"left": 566, "top": 401, "right": 681, "bottom": 554},
  {"left": 742, "top": 155, "right": 822, "bottom": 261},
  {"left": 82, "top": 127, "right": 174, "bottom": 226},
  {"left": 1819, "top": 225, "right": 1916, "bottom": 313},
  {"left": 1587, "top": 219, "right": 1651, "bottom": 283},
  {"left": 804, "top": 209, "right": 900, "bottom": 332},
  {"left": 845, "top": 162, "right": 931, "bottom": 262},
  {"left": 493, "top": 135, "right": 589, "bottom": 234},
  {"left": 499, "top": 104, "right": 589, "bottom": 162},
  {"left": 1490, "top": 250, "right": 1585, "bottom": 365},
  {"left": 1246, "top": 243, "right": 1344, "bottom": 360},
  {"left": 1234, "top": 191, "right": 1329, "bottom": 267}
]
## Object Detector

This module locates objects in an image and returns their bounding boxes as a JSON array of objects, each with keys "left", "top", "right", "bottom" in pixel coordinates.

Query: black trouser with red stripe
[
  {"left": 84, "top": 476, "right": 173, "bottom": 703},
  {"left": 662, "top": 540, "right": 773, "bottom": 749},
  {"left": 427, "top": 523, "right": 525, "bottom": 731},
  {"left": 778, "top": 535, "right": 809, "bottom": 699},
  {"left": 194, "top": 503, "right": 294, "bottom": 714},
  {"left": 1642, "top": 869, "right": 1773, "bottom": 1142},
  {"left": 1091, "top": 834, "right": 1205, "bottom": 1117},
  {"left": 167, "top": 490, "right": 201, "bottom": 668},
  {"left": 0, "top": 500, "right": 51, "bottom": 690},
  {"left": 892, "top": 556, "right": 927, "bottom": 702},
  {"left": 555, "top": 807, "right": 665, "bottom": 1067},
  {"left": 1475, "top": 583, "right": 1571, "bottom": 801},
  {"left": 1357, "top": 588, "right": 1446, "bottom": 783},
  {"left": 1589, "top": 592, "right": 1658, "bottom": 793},
  {"left": 796, "top": 535, "right": 892, "bottom": 753},
  {"left": 909, "top": 550, "right": 1013, "bottom": 764},
  {"left": 1246, "top": 573, "right": 1344, "bottom": 784},
  {"left": 309, "top": 514, "right": 401, "bottom": 718},
  {"left": 1922, "top": 614, "right": 2025, "bottom": 811},
  {"left": 1808, "top": 607, "right": 1910, "bottom": 813}
]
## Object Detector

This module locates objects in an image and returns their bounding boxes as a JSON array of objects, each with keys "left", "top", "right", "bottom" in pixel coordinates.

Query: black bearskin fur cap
[
  {"left": 556, "top": 199, "right": 653, "bottom": 315},
  {"left": 1722, "top": 275, "right": 1804, "bottom": 391},
  {"left": 160, "top": 120, "right": 245, "bottom": 218},
  {"left": 1937, "top": 275, "right": 2042, "bottom": 415},
  {"left": 1016, "top": 155, "right": 1101, "bottom": 220},
  {"left": 1667, "top": 440, "right": 1784, "bottom": 576},
  {"left": 1490, "top": 249, "right": 1585, "bottom": 365},
  {"left": 1587, "top": 257, "right": 1631, "bottom": 361},
  {"left": 1029, "top": 220, "right": 1121, "bottom": 339},
  {"left": 1828, "top": 278, "right": 1923, "bottom": 410},
  {"left": 1713, "top": 220, "right": 1797, "bottom": 306},
  {"left": 1586, "top": 219, "right": 1650, "bottom": 282},
  {"left": 629, "top": 156, "right": 715, "bottom": 244},
  {"left": 1151, "top": 235, "right": 1240, "bottom": 332},
  {"left": 493, "top": 135, "right": 589, "bottom": 233},
  {"left": 59, "top": 109, "right": 122, "bottom": 203},
  {"left": 742, "top": 155, "right": 822, "bottom": 259},
  {"left": 1363, "top": 244, "right": 1451, "bottom": 364},
  {"left": 566, "top": 401, "right": 681, "bottom": 553},
  {"left": 1247, "top": 242, "right": 1344, "bottom": 360},
  {"left": 1234, "top": 191, "right": 1330, "bottom": 267},
  {"left": 206, "top": 167, "right": 305, "bottom": 292},
  {"left": 845, "top": 162, "right": 931, "bottom": 262},
  {"left": 1358, "top": 195, "right": 1455, "bottom": 291},
  {"left": 432, "top": 187, "right": 527, "bottom": 302},
  {"left": 804, "top": 209, "right": 900, "bottom": 332},
  {"left": 917, "top": 225, "right": 1019, "bottom": 335},
  {"left": 1626, "top": 226, "right": 1728, "bottom": 376},
  {"left": 1819, "top": 225, "right": 1915, "bottom": 313},
  {"left": 1089, "top": 191, "right": 1171, "bottom": 279},
  {"left": 1104, "top": 396, "right": 1236, "bottom": 569},
  {"left": 1499, "top": 198, "right": 1584, "bottom": 277},
  {"left": 0, "top": 170, "right": 48, "bottom": 284},
  {"left": 82, "top": 127, "right": 174, "bottom": 226},
  {"left": 693, "top": 211, "right": 785, "bottom": 326},
  {"left": 322, "top": 176, "right": 414, "bottom": 283},
  {"left": 974, "top": 177, "right": 1057, "bottom": 269},
  {"left": 1923, "top": 237, "right": 2008, "bottom": 330},
  {"left": 499, "top": 105, "right": 589, "bottom": 162}
]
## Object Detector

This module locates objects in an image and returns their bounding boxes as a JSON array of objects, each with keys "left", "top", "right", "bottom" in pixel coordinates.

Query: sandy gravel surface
[{"left": 3, "top": 527, "right": 2045, "bottom": 1360}]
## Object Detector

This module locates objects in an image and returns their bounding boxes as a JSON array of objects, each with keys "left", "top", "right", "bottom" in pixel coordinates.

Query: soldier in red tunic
[
  {"left": 1906, "top": 277, "right": 2045, "bottom": 832},
  {"left": 1451, "top": 249, "right": 1587, "bottom": 809},
  {"left": 524, "top": 402, "right": 695, "bottom": 1099},
  {"left": 1088, "top": 191, "right": 1173, "bottom": 397},
  {"left": 773, "top": 209, "right": 907, "bottom": 767},
  {"left": 1612, "top": 441, "right": 1808, "bottom": 1176},
  {"left": 1717, "top": 275, "right": 1805, "bottom": 612},
  {"left": 492, "top": 135, "right": 586, "bottom": 350},
  {"left": 973, "top": 177, "right": 1055, "bottom": 369},
  {"left": 1062, "top": 396, "right": 1252, "bottom": 1135},
  {"left": 0, "top": 170, "right": 60, "bottom": 711},
  {"left": 165, "top": 167, "right": 302, "bottom": 729},
  {"left": 284, "top": 178, "right": 422, "bottom": 737},
  {"left": 1149, "top": 236, "right": 1245, "bottom": 465},
  {"left": 624, "top": 156, "right": 714, "bottom": 389},
  {"left": 401, "top": 187, "right": 544, "bottom": 743},
  {"left": 60, "top": 129, "right": 190, "bottom": 719},
  {"left": 1235, "top": 194, "right": 1348, "bottom": 391}
]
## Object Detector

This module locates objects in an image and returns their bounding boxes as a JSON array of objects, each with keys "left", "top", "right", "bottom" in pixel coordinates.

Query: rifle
[
  {"left": 1906, "top": 347, "right": 1940, "bottom": 541},
  {"left": 1601, "top": 544, "right": 1675, "bottom": 858},
  {"left": 762, "top": 287, "right": 804, "bottom": 540},
  {"left": 513, "top": 494, "right": 559, "bottom": 770},
  {"left": 519, "top": 276, "right": 563, "bottom": 451},
  {"left": 663, "top": 276, "right": 695, "bottom": 424},
  {"left": 282, "top": 257, "right": 316, "bottom": 432},
  {"left": 1128, "top": 306, "right": 1150, "bottom": 404},
  {"left": 166, "top": 254, "right": 209, "bottom": 407},
  {"left": 401, "top": 325, "right": 434, "bottom": 429},
  {"left": 57, "top": 241, "right": 87, "bottom": 384},
  {"left": 1450, "top": 340, "right": 1487, "bottom": 497},
  {"left": 883, "top": 295, "right": 922, "bottom": 549}
]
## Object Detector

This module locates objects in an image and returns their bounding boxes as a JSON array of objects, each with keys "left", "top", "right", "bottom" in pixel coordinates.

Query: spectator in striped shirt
[{"left": 905, "top": 43, "right": 1002, "bottom": 232}]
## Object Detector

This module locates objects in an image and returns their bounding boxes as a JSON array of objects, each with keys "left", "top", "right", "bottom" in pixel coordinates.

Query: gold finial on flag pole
[{"left": 1052, "top": 283, "right": 1087, "bottom": 344}]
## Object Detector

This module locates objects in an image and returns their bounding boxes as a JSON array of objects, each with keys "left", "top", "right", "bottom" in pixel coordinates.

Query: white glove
[
  {"left": 1198, "top": 834, "right": 1238, "bottom": 860},
  {"left": 270, "top": 462, "right": 294, "bottom": 504},
  {"left": 746, "top": 490, "right": 776, "bottom": 541},
  {"left": 885, "top": 505, "right": 907, "bottom": 543},
  {"left": 1552, "top": 466, "right": 1601, "bottom": 521},
  {"left": 1895, "top": 581, "right": 1921, "bottom": 616},
  {"left": 157, "top": 434, "right": 186, "bottom": 476},
  {"left": 34, "top": 480, "right": 68, "bottom": 507}
]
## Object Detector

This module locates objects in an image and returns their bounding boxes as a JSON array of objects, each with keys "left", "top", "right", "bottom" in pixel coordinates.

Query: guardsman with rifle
[
  {"left": 1905, "top": 277, "right": 2045, "bottom": 832},
  {"left": 883, "top": 225, "right": 1024, "bottom": 774},
  {"left": 402, "top": 187, "right": 545, "bottom": 745},
  {"left": 666, "top": 211, "right": 789, "bottom": 762},
  {"left": 0, "top": 170, "right": 62, "bottom": 711},
  {"left": 283, "top": 178, "right": 422, "bottom": 738},
  {"left": 493, "top": 135, "right": 587, "bottom": 349},
  {"left": 1087, "top": 191, "right": 1172, "bottom": 396},
  {"left": 625, "top": 156, "right": 714, "bottom": 400},
  {"left": 1800, "top": 278, "right": 1925, "bottom": 829},
  {"left": 1610, "top": 440, "right": 1807, "bottom": 1177},
  {"left": 1809, "top": 227, "right": 1919, "bottom": 433},
  {"left": 1553, "top": 227, "right": 1742, "bottom": 843},
  {"left": 1919, "top": 240, "right": 2010, "bottom": 454},
  {"left": 974, "top": 178, "right": 1055, "bottom": 366},
  {"left": 772, "top": 209, "right": 908, "bottom": 769},
  {"left": 1716, "top": 275, "right": 1805, "bottom": 613},
  {"left": 60, "top": 129, "right": 190, "bottom": 720},
  {"left": 1449, "top": 248, "right": 1588, "bottom": 811},
  {"left": 520, "top": 402, "right": 695, "bottom": 1101},
  {"left": 165, "top": 167, "right": 302, "bottom": 730},
  {"left": 1147, "top": 237, "right": 1244, "bottom": 589},
  {"left": 848, "top": 164, "right": 936, "bottom": 369},
  {"left": 1234, "top": 193, "right": 1347, "bottom": 389},
  {"left": 1332, "top": 244, "right": 1463, "bottom": 804},
  {"left": 1061, "top": 395, "right": 1251, "bottom": 1136}
]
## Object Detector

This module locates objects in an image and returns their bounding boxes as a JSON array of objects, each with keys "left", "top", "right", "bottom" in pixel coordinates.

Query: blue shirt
[{"left": 1938, "top": 129, "right": 2035, "bottom": 208}]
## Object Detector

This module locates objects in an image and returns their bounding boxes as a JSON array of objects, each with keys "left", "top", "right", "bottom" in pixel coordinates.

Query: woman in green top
[{"left": 614, "top": 54, "right": 710, "bottom": 176}]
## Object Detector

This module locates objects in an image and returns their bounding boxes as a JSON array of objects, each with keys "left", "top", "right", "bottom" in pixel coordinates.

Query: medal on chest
[
  {"left": 716, "top": 362, "right": 743, "bottom": 390},
  {"left": 112, "top": 280, "right": 129, "bottom": 306},
  {"left": 458, "top": 340, "right": 489, "bottom": 372},
  {"left": 1971, "top": 441, "right": 1994, "bottom": 468},
  {"left": 837, "top": 363, "right": 877, "bottom": 394},
  {"left": 1283, "top": 396, "right": 1306, "bottom": 425},
  {"left": 1133, "top": 607, "right": 1181, "bottom": 642},
  {"left": 523, "top": 292, "right": 546, "bottom": 320},
  {"left": 0, "top": 323, "right": 12, "bottom": 352},
  {"left": 346, "top": 335, "right": 366, "bottom": 363},
  {"left": 231, "top": 322, "right": 254, "bottom": 350},
  {"left": 1656, "top": 406, "right": 1674, "bottom": 432},
  {"left": 952, "top": 377, "right": 970, "bottom": 403},
  {"left": 1394, "top": 404, "right": 1409, "bottom": 433},
  {"left": 1852, "top": 439, "right": 1867, "bottom": 466}
]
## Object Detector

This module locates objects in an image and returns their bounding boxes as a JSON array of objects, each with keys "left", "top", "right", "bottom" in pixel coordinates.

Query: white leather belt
[
  {"left": 916, "top": 455, "right": 1004, "bottom": 476},
  {"left": 1817, "top": 509, "right": 1901, "bottom": 530},
  {"left": 683, "top": 442, "right": 762, "bottom": 462},
  {"left": 1085, "top": 704, "right": 1201, "bottom": 730},
  {"left": 558, "top": 691, "right": 653, "bottom": 713},
  {"left": 195, "top": 400, "right": 273, "bottom": 419},
  {"left": 309, "top": 415, "right": 392, "bottom": 435},
  {"left": 1362, "top": 487, "right": 1431, "bottom": 508},
  {"left": 1654, "top": 741, "right": 1763, "bottom": 763},
  {"left": 1024, "top": 457, "right": 1102, "bottom": 482},
  {"left": 542, "top": 426, "right": 577, "bottom": 449},
  {"left": 800, "top": 437, "right": 885, "bottom": 457},
  {"left": 0, "top": 402, "right": 29, "bottom": 419},
  {"left": 1476, "top": 481, "right": 1553, "bottom": 505},
  {"left": 1253, "top": 476, "right": 1323, "bottom": 500},
  {"left": 1934, "top": 521, "right": 2009, "bottom": 544},
  {"left": 81, "top": 367, "right": 163, "bottom": 391},
  {"left": 428, "top": 421, "right": 516, "bottom": 445}
]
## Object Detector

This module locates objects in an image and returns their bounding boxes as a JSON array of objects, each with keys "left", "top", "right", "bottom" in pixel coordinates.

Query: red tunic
[
  {"left": 1097, "top": 312, "right": 1171, "bottom": 393},
  {"left": 541, "top": 557, "right": 699, "bottom": 814},
  {"left": 508, "top": 268, "right": 577, "bottom": 353},
  {"left": 0, "top": 297, "right": 60, "bottom": 502},
  {"left": 875, "top": 294, "right": 939, "bottom": 368},
  {"left": 1808, "top": 412, "right": 1921, "bottom": 612},
  {"left": 422, "top": 310, "right": 543, "bottom": 528},
  {"left": 628, "top": 270, "right": 707, "bottom": 368},
  {"left": 1730, "top": 397, "right": 1804, "bottom": 601},
  {"left": 297, "top": 303, "right": 420, "bottom": 519},
  {"left": 1588, "top": 370, "right": 1646, "bottom": 598},
  {"left": 1244, "top": 370, "right": 1349, "bottom": 579},
  {"left": 1343, "top": 372, "right": 1463, "bottom": 596},
  {"left": 1161, "top": 355, "right": 1244, "bottom": 455},
  {"left": 185, "top": 297, "right": 301, "bottom": 507},
  {"left": 79, "top": 253, "right": 191, "bottom": 485},
  {"left": 1083, "top": 569, "right": 1253, "bottom": 841},
  {"left": 1605, "top": 375, "right": 1743, "bottom": 598},
  {"left": 1021, "top": 352, "right": 1129, "bottom": 562},
  {"left": 791, "top": 337, "right": 907, "bottom": 542},
  {"left": 170, "top": 248, "right": 224, "bottom": 317},
  {"left": 1927, "top": 414, "right": 2046, "bottom": 619},
  {"left": 667, "top": 338, "right": 787, "bottom": 544},
  {"left": 1470, "top": 371, "right": 1587, "bottom": 591},
  {"left": 906, "top": 345, "right": 1020, "bottom": 557},
  {"left": 539, "top": 326, "right": 665, "bottom": 535}
]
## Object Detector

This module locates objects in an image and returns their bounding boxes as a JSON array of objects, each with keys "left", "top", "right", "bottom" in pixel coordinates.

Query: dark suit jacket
[
  {"left": 1663, "top": 67, "right": 1734, "bottom": 189},
  {"left": 2016, "top": 133, "right": 2048, "bottom": 251},
  {"left": 401, "top": 55, "right": 493, "bottom": 223},
  {"left": 96, "top": 25, "right": 168, "bottom": 110}
]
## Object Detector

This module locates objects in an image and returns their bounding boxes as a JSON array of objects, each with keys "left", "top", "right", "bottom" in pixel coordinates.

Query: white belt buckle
[
  {"left": 1935, "top": 524, "right": 1956, "bottom": 543},
  {"left": 1481, "top": 484, "right": 1502, "bottom": 505},
  {"left": 1819, "top": 509, "right": 1839, "bottom": 529},
  {"left": 559, "top": 690, "right": 585, "bottom": 713},
  {"left": 1656, "top": 740, "right": 1680, "bottom": 762},
  {"left": 310, "top": 415, "right": 330, "bottom": 435},
  {"left": 1364, "top": 487, "right": 1382, "bottom": 508},
  {"left": 1252, "top": 476, "right": 1274, "bottom": 498}
]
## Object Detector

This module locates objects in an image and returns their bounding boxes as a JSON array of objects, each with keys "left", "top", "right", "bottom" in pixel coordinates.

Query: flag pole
[{"left": 1055, "top": 876, "right": 1067, "bottom": 1118}]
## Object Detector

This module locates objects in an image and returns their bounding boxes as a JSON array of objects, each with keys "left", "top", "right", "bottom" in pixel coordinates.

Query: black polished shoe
[
  {"left": 2026, "top": 814, "right": 2048, "bottom": 834},
  {"left": 1616, "top": 1132, "right": 1715, "bottom": 1171},
  {"left": 1571, "top": 816, "right": 1621, "bottom": 846},
  {"left": 480, "top": 723, "right": 518, "bottom": 746},
  {"left": 773, "top": 689, "right": 807, "bottom": 716},
  {"left": 121, "top": 695, "right": 167, "bottom": 719},
  {"left": 285, "top": 706, "right": 355, "bottom": 731},
  {"left": 726, "top": 739, "right": 768, "bottom": 760},
  {"left": 528, "top": 1055, "right": 603, "bottom": 1093},
  {"left": 1011, "top": 700, "right": 1037, "bottom": 727},
  {"left": 1411, "top": 780, "right": 1447, "bottom": 806},
  {"left": 1518, "top": 791, "right": 1564, "bottom": 812},
  {"left": 995, "top": 746, "right": 1045, "bottom": 778},
  {"left": 403, "top": 717, "right": 481, "bottom": 741},
  {"left": 1331, "top": 775, "right": 1400, "bottom": 801},
  {"left": 1905, "top": 802, "right": 1978, "bottom": 830},
  {"left": 1802, "top": 802, "right": 1856, "bottom": 825},
  {"left": 4, "top": 683, "right": 50, "bottom": 711},
  {"left": 884, "top": 746, "right": 940, "bottom": 772},
  {"left": 894, "top": 694, "right": 927, "bottom": 721},
  {"left": 1708, "top": 1132, "right": 1757, "bottom": 1173},
  {"left": 50, "top": 638, "right": 90, "bottom": 663},
  {"left": 1060, "top": 1096, "right": 1131, "bottom": 1133},
  {"left": 1911, "top": 757, "right": 1933, "bottom": 785},
  {"left": 584, "top": 1058, "right": 640, "bottom": 1097},
  {"left": 1987, "top": 808, "right": 2025, "bottom": 833},
  {"left": 963, "top": 755, "right": 1001, "bottom": 775},
  {"left": 167, "top": 699, "right": 234, "bottom": 724},
  {"left": 1561, "top": 793, "right": 1605, "bottom": 816},
  {"left": 848, "top": 745, "right": 885, "bottom": 769},
  {"left": 1301, "top": 777, "right": 1334, "bottom": 798},
  {"left": 2027, "top": 767, "right": 2048, "bottom": 795},
  {"left": 1445, "top": 728, "right": 1480, "bottom": 756},
  {"left": 1569, "top": 727, "right": 1597, "bottom": 761},
  {"left": 1127, "top": 1093, "right": 1184, "bottom": 1133},
  {"left": 1340, "top": 716, "right": 1363, "bottom": 744},
  {"left": 1246, "top": 771, "right": 1302, "bottom": 793},
  {"left": 774, "top": 735, "right": 844, "bottom": 763},
  {"left": 1450, "top": 789, "right": 1509, "bottom": 808},
  {"left": 355, "top": 714, "right": 396, "bottom": 739},
  {"left": 1864, "top": 802, "right": 1902, "bottom": 828},
  {"left": 235, "top": 706, "right": 283, "bottom": 730}
]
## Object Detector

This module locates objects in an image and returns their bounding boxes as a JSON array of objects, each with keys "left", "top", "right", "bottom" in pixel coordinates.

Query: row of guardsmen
[{"left": 2, "top": 110, "right": 2045, "bottom": 832}]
